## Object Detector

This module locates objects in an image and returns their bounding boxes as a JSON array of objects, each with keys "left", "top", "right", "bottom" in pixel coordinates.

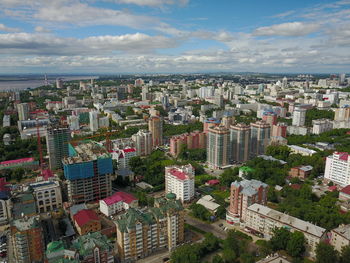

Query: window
[{"left": 94, "top": 247, "right": 100, "bottom": 263}]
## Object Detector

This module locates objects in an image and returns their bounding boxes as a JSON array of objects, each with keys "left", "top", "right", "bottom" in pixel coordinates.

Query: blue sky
[{"left": 0, "top": 0, "right": 349, "bottom": 73}]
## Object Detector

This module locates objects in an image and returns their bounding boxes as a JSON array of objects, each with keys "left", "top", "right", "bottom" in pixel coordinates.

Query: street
[
  {"left": 136, "top": 249, "right": 169, "bottom": 263},
  {"left": 185, "top": 215, "right": 227, "bottom": 239}
]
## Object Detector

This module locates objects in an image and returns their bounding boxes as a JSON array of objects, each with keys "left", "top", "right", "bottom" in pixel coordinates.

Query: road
[
  {"left": 136, "top": 249, "right": 169, "bottom": 263},
  {"left": 185, "top": 215, "right": 227, "bottom": 240}
]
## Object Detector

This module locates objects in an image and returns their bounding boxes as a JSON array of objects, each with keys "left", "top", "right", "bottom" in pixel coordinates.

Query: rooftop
[
  {"left": 332, "top": 224, "right": 350, "bottom": 240},
  {"left": 12, "top": 215, "right": 40, "bottom": 231},
  {"left": 231, "top": 179, "right": 268, "bottom": 197},
  {"left": 73, "top": 209, "right": 99, "bottom": 227},
  {"left": 0, "top": 157, "right": 35, "bottom": 166},
  {"left": 102, "top": 191, "right": 137, "bottom": 206},
  {"left": 340, "top": 185, "right": 350, "bottom": 196},
  {"left": 248, "top": 203, "right": 326, "bottom": 238}
]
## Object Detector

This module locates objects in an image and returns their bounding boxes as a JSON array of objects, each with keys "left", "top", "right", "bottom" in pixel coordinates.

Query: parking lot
[{"left": 0, "top": 231, "right": 8, "bottom": 263}]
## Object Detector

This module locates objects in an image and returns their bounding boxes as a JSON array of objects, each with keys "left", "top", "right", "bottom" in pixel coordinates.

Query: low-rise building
[
  {"left": 29, "top": 180, "right": 62, "bottom": 213},
  {"left": 339, "top": 185, "right": 350, "bottom": 201},
  {"left": 99, "top": 191, "right": 138, "bottom": 217},
  {"left": 288, "top": 165, "right": 313, "bottom": 180},
  {"left": 288, "top": 145, "right": 316, "bottom": 156},
  {"left": 115, "top": 197, "right": 184, "bottom": 263},
  {"left": 196, "top": 195, "right": 220, "bottom": 214},
  {"left": 312, "top": 119, "right": 333, "bottom": 134},
  {"left": 245, "top": 204, "right": 327, "bottom": 258},
  {"left": 330, "top": 224, "right": 350, "bottom": 252},
  {"left": 256, "top": 254, "right": 291, "bottom": 263},
  {"left": 73, "top": 209, "right": 101, "bottom": 235}
]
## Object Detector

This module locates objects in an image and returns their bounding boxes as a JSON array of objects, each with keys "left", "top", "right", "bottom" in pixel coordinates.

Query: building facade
[
  {"left": 244, "top": 204, "right": 327, "bottom": 258},
  {"left": 312, "top": 119, "right": 333, "bottom": 134},
  {"left": 148, "top": 116, "right": 163, "bottom": 147},
  {"left": 46, "top": 125, "right": 70, "bottom": 170},
  {"left": 131, "top": 129, "right": 153, "bottom": 156},
  {"left": 73, "top": 209, "right": 101, "bottom": 235},
  {"left": 230, "top": 123, "right": 251, "bottom": 163},
  {"left": 292, "top": 107, "right": 306, "bottom": 126},
  {"left": 100, "top": 191, "right": 138, "bottom": 217},
  {"left": 207, "top": 126, "right": 230, "bottom": 169},
  {"left": 226, "top": 179, "right": 268, "bottom": 223},
  {"left": 115, "top": 197, "right": 184, "bottom": 263},
  {"left": 169, "top": 131, "right": 206, "bottom": 157},
  {"left": 272, "top": 123, "right": 287, "bottom": 138},
  {"left": 30, "top": 180, "right": 62, "bottom": 213},
  {"left": 325, "top": 152, "right": 350, "bottom": 186},
  {"left": 250, "top": 121, "right": 271, "bottom": 157},
  {"left": 165, "top": 164, "right": 195, "bottom": 203},
  {"left": 330, "top": 224, "right": 350, "bottom": 252},
  {"left": 17, "top": 103, "right": 29, "bottom": 121},
  {"left": 63, "top": 142, "right": 113, "bottom": 204}
]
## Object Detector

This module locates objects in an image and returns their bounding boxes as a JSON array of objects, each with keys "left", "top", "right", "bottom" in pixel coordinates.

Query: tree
[
  {"left": 170, "top": 243, "right": 200, "bottom": 263},
  {"left": 216, "top": 206, "right": 227, "bottom": 219},
  {"left": 315, "top": 242, "right": 338, "bottom": 263},
  {"left": 212, "top": 255, "right": 224, "bottom": 263},
  {"left": 267, "top": 188, "right": 278, "bottom": 203},
  {"left": 220, "top": 167, "right": 240, "bottom": 187},
  {"left": 269, "top": 227, "right": 291, "bottom": 251},
  {"left": 340, "top": 245, "right": 350, "bottom": 263},
  {"left": 125, "top": 106, "right": 134, "bottom": 116},
  {"left": 286, "top": 231, "right": 305, "bottom": 258},
  {"left": 222, "top": 248, "right": 237, "bottom": 263},
  {"left": 190, "top": 204, "right": 211, "bottom": 221}
]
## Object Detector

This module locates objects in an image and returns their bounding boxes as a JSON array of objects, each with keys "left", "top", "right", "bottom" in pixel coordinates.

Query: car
[
  {"left": 0, "top": 252, "right": 6, "bottom": 258},
  {"left": 163, "top": 257, "right": 170, "bottom": 263},
  {"left": 219, "top": 223, "right": 223, "bottom": 227},
  {"left": 0, "top": 244, "right": 5, "bottom": 249}
]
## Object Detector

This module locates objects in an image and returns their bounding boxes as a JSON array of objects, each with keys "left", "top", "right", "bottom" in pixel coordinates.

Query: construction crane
[
  {"left": 36, "top": 119, "right": 44, "bottom": 171},
  {"left": 68, "top": 130, "right": 121, "bottom": 152}
]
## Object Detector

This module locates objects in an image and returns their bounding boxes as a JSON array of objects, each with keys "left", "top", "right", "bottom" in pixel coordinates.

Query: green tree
[
  {"left": 340, "top": 245, "right": 350, "bottom": 263},
  {"left": 170, "top": 243, "right": 200, "bottom": 263},
  {"left": 269, "top": 227, "right": 291, "bottom": 251},
  {"left": 190, "top": 203, "right": 211, "bottom": 221},
  {"left": 286, "top": 231, "right": 305, "bottom": 258},
  {"left": 212, "top": 255, "right": 224, "bottom": 263},
  {"left": 315, "top": 242, "right": 338, "bottom": 263},
  {"left": 216, "top": 206, "right": 227, "bottom": 219}
]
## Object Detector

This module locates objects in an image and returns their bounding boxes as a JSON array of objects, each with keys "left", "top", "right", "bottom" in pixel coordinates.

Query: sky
[{"left": 0, "top": 0, "right": 350, "bottom": 74}]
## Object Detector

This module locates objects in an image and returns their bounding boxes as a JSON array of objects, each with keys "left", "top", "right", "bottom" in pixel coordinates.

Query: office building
[
  {"left": 11, "top": 216, "right": 44, "bottom": 263},
  {"left": 230, "top": 123, "right": 251, "bottom": 163},
  {"left": 131, "top": 129, "right": 153, "bottom": 156},
  {"left": 17, "top": 103, "right": 29, "bottom": 121},
  {"left": 324, "top": 152, "right": 350, "bottom": 186},
  {"left": 165, "top": 164, "right": 195, "bottom": 203},
  {"left": 89, "top": 111, "right": 99, "bottom": 132},
  {"left": 292, "top": 107, "right": 306, "bottom": 126},
  {"left": 30, "top": 180, "right": 62, "bottom": 213},
  {"left": 63, "top": 141, "right": 113, "bottom": 204},
  {"left": 207, "top": 126, "right": 230, "bottom": 169},
  {"left": 245, "top": 204, "right": 327, "bottom": 258},
  {"left": 169, "top": 131, "right": 206, "bottom": 157},
  {"left": 46, "top": 125, "right": 70, "bottom": 170},
  {"left": 148, "top": 116, "right": 163, "bottom": 147},
  {"left": 115, "top": 197, "right": 184, "bottom": 262},
  {"left": 250, "top": 121, "right": 271, "bottom": 157},
  {"left": 45, "top": 232, "right": 115, "bottom": 263},
  {"left": 226, "top": 179, "right": 268, "bottom": 223},
  {"left": 330, "top": 224, "right": 350, "bottom": 252},
  {"left": 99, "top": 191, "right": 138, "bottom": 217}
]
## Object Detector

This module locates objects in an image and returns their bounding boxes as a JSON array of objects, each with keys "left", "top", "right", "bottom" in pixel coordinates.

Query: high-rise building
[
  {"left": 148, "top": 116, "right": 163, "bottom": 147},
  {"left": 165, "top": 164, "right": 195, "bottom": 203},
  {"left": 282, "top": 76, "right": 288, "bottom": 89},
  {"left": 98, "top": 116, "right": 110, "bottom": 129},
  {"left": 226, "top": 179, "right": 268, "bottom": 224},
  {"left": 29, "top": 180, "right": 62, "bottom": 213},
  {"left": 221, "top": 114, "right": 234, "bottom": 128},
  {"left": 312, "top": 119, "right": 333, "bottom": 134},
  {"left": 250, "top": 121, "right": 271, "bottom": 157},
  {"left": 230, "top": 123, "right": 251, "bottom": 163},
  {"left": 340, "top": 73, "right": 346, "bottom": 84},
  {"left": 324, "top": 152, "right": 350, "bottom": 186},
  {"left": 89, "top": 111, "right": 99, "bottom": 132},
  {"left": 292, "top": 107, "right": 306, "bottom": 126},
  {"left": 272, "top": 123, "right": 287, "bottom": 137},
  {"left": 131, "top": 129, "right": 152, "bottom": 156},
  {"left": 262, "top": 111, "right": 277, "bottom": 126},
  {"left": 207, "top": 126, "right": 230, "bottom": 169},
  {"left": 62, "top": 141, "right": 113, "bottom": 204},
  {"left": 17, "top": 103, "right": 29, "bottom": 121},
  {"left": 56, "top": 78, "right": 63, "bottom": 89},
  {"left": 169, "top": 131, "right": 206, "bottom": 157},
  {"left": 46, "top": 125, "right": 70, "bottom": 170},
  {"left": 334, "top": 106, "right": 350, "bottom": 121},
  {"left": 134, "top": 78, "right": 144, "bottom": 87},
  {"left": 203, "top": 117, "right": 221, "bottom": 133},
  {"left": 11, "top": 216, "right": 44, "bottom": 263},
  {"left": 115, "top": 197, "right": 184, "bottom": 262}
]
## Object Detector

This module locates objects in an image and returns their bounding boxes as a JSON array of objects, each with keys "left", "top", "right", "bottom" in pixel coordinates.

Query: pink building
[
  {"left": 203, "top": 118, "right": 221, "bottom": 133},
  {"left": 226, "top": 179, "right": 268, "bottom": 224},
  {"left": 99, "top": 191, "right": 138, "bottom": 217},
  {"left": 262, "top": 111, "right": 277, "bottom": 126},
  {"left": 169, "top": 131, "right": 206, "bottom": 157},
  {"left": 272, "top": 123, "right": 288, "bottom": 138}
]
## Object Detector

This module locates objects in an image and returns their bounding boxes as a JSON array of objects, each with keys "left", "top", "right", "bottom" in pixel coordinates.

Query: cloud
[
  {"left": 113, "top": 0, "right": 189, "bottom": 7},
  {"left": 34, "top": 26, "right": 51, "bottom": 33},
  {"left": 0, "top": 23, "right": 20, "bottom": 32},
  {"left": 253, "top": 22, "right": 320, "bottom": 36}
]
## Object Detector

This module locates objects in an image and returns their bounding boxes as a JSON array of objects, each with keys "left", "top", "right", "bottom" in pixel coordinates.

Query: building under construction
[{"left": 63, "top": 141, "right": 113, "bottom": 204}]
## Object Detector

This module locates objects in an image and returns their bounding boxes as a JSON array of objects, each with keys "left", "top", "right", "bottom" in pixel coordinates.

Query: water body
[{"left": 0, "top": 76, "right": 99, "bottom": 91}]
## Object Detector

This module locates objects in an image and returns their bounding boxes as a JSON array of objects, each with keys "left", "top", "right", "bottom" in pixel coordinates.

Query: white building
[
  {"left": 89, "top": 111, "right": 99, "bottom": 132},
  {"left": 245, "top": 204, "right": 327, "bottom": 258},
  {"left": 292, "top": 107, "right": 306, "bottom": 126},
  {"left": 113, "top": 148, "right": 137, "bottom": 170},
  {"left": 198, "top": 86, "right": 215, "bottom": 99},
  {"left": 165, "top": 164, "right": 195, "bottom": 203},
  {"left": 131, "top": 129, "right": 153, "bottom": 156},
  {"left": 325, "top": 152, "right": 350, "bottom": 186},
  {"left": 98, "top": 116, "right": 110, "bottom": 129},
  {"left": 29, "top": 180, "right": 63, "bottom": 213},
  {"left": 99, "top": 191, "right": 138, "bottom": 217},
  {"left": 67, "top": 115, "right": 80, "bottom": 130},
  {"left": 288, "top": 145, "right": 316, "bottom": 156},
  {"left": 312, "top": 119, "right": 333, "bottom": 134},
  {"left": 17, "top": 103, "right": 29, "bottom": 121}
]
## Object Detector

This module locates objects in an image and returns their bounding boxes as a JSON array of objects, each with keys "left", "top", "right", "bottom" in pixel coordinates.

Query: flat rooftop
[{"left": 63, "top": 141, "right": 111, "bottom": 164}]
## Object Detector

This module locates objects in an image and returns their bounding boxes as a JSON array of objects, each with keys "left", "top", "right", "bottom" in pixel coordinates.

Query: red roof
[
  {"left": 207, "top": 179, "right": 220, "bottom": 185},
  {"left": 328, "top": 185, "right": 338, "bottom": 192},
  {"left": 290, "top": 184, "right": 301, "bottom": 190},
  {"left": 335, "top": 152, "right": 350, "bottom": 161},
  {"left": 0, "top": 178, "right": 10, "bottom": 192},
  {"left": 341, "top": 185, "right": 350, "bottom": 195},
  {"left": 42, "top": 169, "right": 54, "bottom": 181},
  {"left": 0, "top": 157, "right": 35, "bottom": 166},
  {"left": 102, "top": 191, "right": 137, "bottom": 206},
  {"left": 73, "top": 209, "right": 99, "bottom": 227},
  {"left": 123, "top": 148, "right": 136, "bottom": 153},
  {"left": 170, "top": 169, "right": 188, "bottom": 180}
]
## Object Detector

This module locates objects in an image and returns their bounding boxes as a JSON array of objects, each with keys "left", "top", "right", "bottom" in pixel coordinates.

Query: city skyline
[{"left": 0, "top": 0, "right": 350, "bottom": 73}]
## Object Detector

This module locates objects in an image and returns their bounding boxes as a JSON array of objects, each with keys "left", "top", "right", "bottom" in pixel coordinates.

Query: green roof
[
  {"left": 47, "top": 241, "right": 65, "bottom": 253},
  {"left": 239, "top": 166, "right": 254, "bottom": 173},
  {"left": 165, "top": 193, "right": 176, "bottom": 200},
  {"left": 72, "top": 232, "right": 113, "bottom": 257}
]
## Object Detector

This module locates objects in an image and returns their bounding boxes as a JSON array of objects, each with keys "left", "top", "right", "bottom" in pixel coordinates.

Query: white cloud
[
  {"left": 34, "top": 26, "right": 51, "bottom": 33},
  {"left": 113, "top": 0, "right": 189, "bottom": 7},
  {"left": 0, "top": 23, "right": 20, "bottom": 32},
  {"left": 253, "top": 22, "right": 320, "bottom": 36}
]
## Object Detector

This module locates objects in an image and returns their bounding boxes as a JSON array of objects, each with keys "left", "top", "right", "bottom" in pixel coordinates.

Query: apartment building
[
  {"left": 169, "top": 131, "right": 206, "bottom": 157},
  {"left": 325, "top": 152, "right": 350, "bottom": 186},
  {"left": 226, "top": 179, "right": 268, "bottom": 224},
  {"left": 99, "top": 191, "right": 138, "bottom": 217},
  {"left": 207, "top": 126, "right": 230, "bottom": 169},
  {"left": 245, "top": 204, "right": 327, "bottom": 258},
  {"left": 63, "top": 141, "right": 113, "bottom": 204},
  {"left": 46, "top": 125, "right": 70, "bottom": 170},
  {"left": 330, "top": 224, "right": 350, "bottom": 252},
  {"left": 73, "top": 209, "right": 101, "bottom": 235},
  {"left": 165, "top": 164, "right": 195, "bottom": 203},
  {"left": 131, "top": 129, "right": 153, "bottom": 156},
  {"left": 11, "top": 216, "right": 44, "bottom": 263},
  {"left": 29, "top": 180, "right": 62, "bottom": 213},
  {"left": 230, "top": 123, "right": 251, "bottom": 163},
  {"left": 148, "top": 116, "right": 163, "bottom": 147},
  {"left": 312, "top": 119, "right": 333, "bottom": 135},
  {"left": 250, "top": 121, "right": 271, "bottom": 158},
  {"left": 115, "top": 197, "right": 184, "bottom": 263},
  {"left": 114, "top": 148, "right": 137, "bottom": 170}
]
